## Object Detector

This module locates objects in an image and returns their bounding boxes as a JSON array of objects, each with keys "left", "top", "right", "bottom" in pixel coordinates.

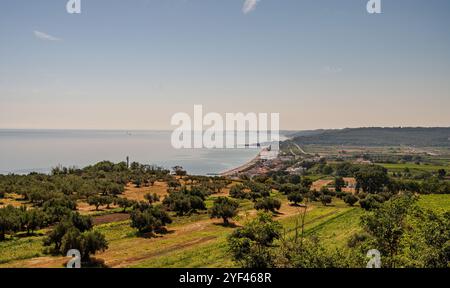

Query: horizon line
[{"left": 0, "top": 126, "right": 450, "bottom": 132}]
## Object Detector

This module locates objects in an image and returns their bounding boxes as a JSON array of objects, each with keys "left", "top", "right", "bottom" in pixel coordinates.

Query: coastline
[{"left": 220, "top": 149, "right": 262, "bottom": 177}]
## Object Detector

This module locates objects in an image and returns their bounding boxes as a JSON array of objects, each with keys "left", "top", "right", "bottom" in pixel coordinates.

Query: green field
[
  {"left": 378, "top": 163, "right": 449, "bottom": 172},
  {"left": 1, "top": 194, "right": 448, "bottom": 268}
]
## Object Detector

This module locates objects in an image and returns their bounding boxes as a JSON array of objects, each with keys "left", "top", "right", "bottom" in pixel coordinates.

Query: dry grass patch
[
  {"left": 122, "top": 181, "right": 168, "bottom": 202},
  {"left": 0, "top": 193, "right": 27, "bottom": 208}
]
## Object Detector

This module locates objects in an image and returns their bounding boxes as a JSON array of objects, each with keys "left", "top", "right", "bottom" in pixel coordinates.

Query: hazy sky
[{"left": 1, "top": 0, "right": 449, "bottom": 130}]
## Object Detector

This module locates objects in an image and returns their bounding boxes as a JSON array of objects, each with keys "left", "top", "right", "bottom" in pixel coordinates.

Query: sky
[{"left": 0, "top": 0, "right": 449, "bottom": 130}]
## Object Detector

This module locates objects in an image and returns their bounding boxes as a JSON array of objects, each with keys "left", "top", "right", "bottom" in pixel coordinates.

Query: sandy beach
[{"left": 220, "top": 149, "right": 262, "bottom": 177}]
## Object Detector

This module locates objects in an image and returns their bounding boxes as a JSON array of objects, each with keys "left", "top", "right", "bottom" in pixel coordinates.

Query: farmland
[{"left": 0, "top": 188, "right": 447, "bottom": 268}]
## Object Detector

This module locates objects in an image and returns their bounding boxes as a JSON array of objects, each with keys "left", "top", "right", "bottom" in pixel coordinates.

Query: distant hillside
[{"left": 289, "top": 127, "right": 450, "bottom": 147}]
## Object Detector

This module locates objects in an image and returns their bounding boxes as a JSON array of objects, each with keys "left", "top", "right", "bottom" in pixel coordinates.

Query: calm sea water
[{"left": 0, "top": 130, "right": 263, "bottom": 176}]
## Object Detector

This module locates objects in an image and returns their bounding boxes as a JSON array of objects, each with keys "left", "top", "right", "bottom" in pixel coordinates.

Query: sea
[{"left": 0, "top": 129, "right": 272, "bottom": 176}]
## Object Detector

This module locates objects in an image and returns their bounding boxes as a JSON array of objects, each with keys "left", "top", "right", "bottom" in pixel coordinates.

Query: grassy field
[
  {"left": 417, "top": 194, "right": 450, "bottom": 214},
  {"left": 377, "top": 163, "right": 449, "bottom": 172},
  {"left": 1, "top": 194, "right": 448, "bottom": 268}
]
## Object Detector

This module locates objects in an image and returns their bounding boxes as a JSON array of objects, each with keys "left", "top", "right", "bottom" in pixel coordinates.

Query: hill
[{"left": 288, "top": 127, "right": 450, "bottom": 147}]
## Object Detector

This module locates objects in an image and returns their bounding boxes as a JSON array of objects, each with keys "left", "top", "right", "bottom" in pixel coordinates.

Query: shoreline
[{"left": 219, "top": 149, "right": 263, "bottom": 177}]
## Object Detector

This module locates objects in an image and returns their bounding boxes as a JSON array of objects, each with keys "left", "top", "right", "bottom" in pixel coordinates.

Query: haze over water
[{"left": 0, "top": 130, "right": 262, "bottom": 175}]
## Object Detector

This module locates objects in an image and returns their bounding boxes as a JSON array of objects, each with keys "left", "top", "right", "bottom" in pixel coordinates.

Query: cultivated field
[{"left": 1, "top": 182, "right": 447, "bottom": 268}]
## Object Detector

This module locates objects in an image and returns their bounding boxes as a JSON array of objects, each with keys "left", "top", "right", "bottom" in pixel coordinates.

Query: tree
[
  {"left": 0, "top": 205, "right": 21, "bottom": 241},
  {"left": 288, "top": 175, "right": 301, "bottom": 185},
  {"left": 287, "top": 192, "right": 303, "bottom": 206},
  {"left": 355, "top": 165, "right": 389, "bottom": 194},
  {"left": 42, "top": 196, "right": 77, "bottom": 223},
  {"left": 163, "top": 187, "right": 206, "bottom": 216},
  {"left": 279, "top": 184, "right": 297, "bottom": 195},
  {"left": 360, "top": 195, "right": 416, "bottom": 267},
  {"left": 301, "top": 178, "right": 313, "bottom": 190},
  {"left": 60, "top": 229, "right": 108, "bottom": 263},
  {"left": 405, "top": 210, "right": 450, "bottom": 267},
  {"left": 343, "top": 194, "right": 358, "bottom": 207},
  {"left": 163, "top": 193, "right": 191, "bottom": 216},
  {"left": 334, "top": 177, "right": 345, "bottom": 192},
  {"left": 254, "top": 197, "right": 281, "bottom": 213},
  {"left": 114, "top": 198, "right": 135, "bottom": 212},
  {"left": 209, "top": 197, "right": 239, "bottom": 225},
  {"left": 211, "top": 178, "right": 229, "bottom": 194},
  {"left": 320, "top": 186, "right": 335, "bottom": 197},
  {"left": 359, "top": 194, "right": 382, "bottom": 210},
  {"left": 144, "top": 193, "right": 160, "bottom": 204},
  {"left": 87, "top": 195, "right": 112, "bottom": 211},
  {"left": 229, "top": 184, "right": 248, "bottom": 199},
  {"left": 276, "top": 236, "right": 355, "bottom": 268},
  {"left": 437, "top": 169, "right": 447, "bottom": 180},
  {"left": 172, "top": 166, "right": 187, "bottom": 177},
  {"left": 43, "top": 212, "right": 97, "bottom": 258},
  {"left": 319, "top": 194, "right": 332, "bottom": 206},
  {"left": 322, "top": 165, "right": 333, "bottom": 175},
  {"left": 133, "top": 178, "right": 142, "bottom": 188},
  {"left": 87, "top": 196, "right": 104, "bottom": 211},
  {"left": 20, "top": 208, "right": 48, "bottom": 235},
  {"left": 80, "top": 230, "right": 108, "bottom": 262},
  {"left": 246, "top": 181, "right": 271, "bottom": 201},
  {"left": 103, "top": 196, "right": 114, "bottom": 209},
  {"left": 130, "top": 203, "right": 172, "bottom": 235},
  {"left": 228, "top": 212, "right": 282, "bottom": 268}
]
